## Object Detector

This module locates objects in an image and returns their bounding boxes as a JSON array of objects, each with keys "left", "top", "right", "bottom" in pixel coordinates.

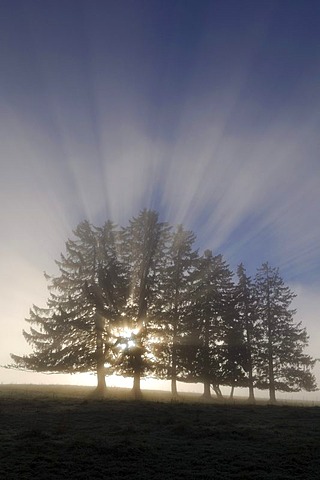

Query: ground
[{"left": 0, "top": 385, "right": 319, "bottom": 479}]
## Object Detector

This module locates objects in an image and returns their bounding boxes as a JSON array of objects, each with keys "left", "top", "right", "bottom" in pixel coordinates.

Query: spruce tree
[
  {"left": 235, "top": 264, "right": 260, "bottom": 402},
  {"left": 11, "top": 220, "right": 126, "bottom": 396},
  {"left": 152, "top": 225, "right": 198, "bottom": 398},
  {"left": 220, "top": 288, "right": 247, "bottom": 400},
  {"left": 118, "top": 209, "right": 170, "bottom": 398},
  {"left": 186, "top": 250, "right": 234, "bottom": 399},
  {"left": 12, "top": 212, "right": 317, "bottom": 403},
  {"left": 254, "top": 263, "right": 317, "bottom": 403}
]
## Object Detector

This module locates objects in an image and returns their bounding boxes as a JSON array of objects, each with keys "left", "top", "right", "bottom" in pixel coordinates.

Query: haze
[{"left": 0, "top": 0, "right": 319, "bottom": 399}]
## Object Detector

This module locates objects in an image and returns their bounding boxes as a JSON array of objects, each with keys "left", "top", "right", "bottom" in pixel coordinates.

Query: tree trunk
[
  {"left": 268, "top": 356, "right": 276, "bottom": 404},
  {"left": 95, "top": 363, "right": 107, "bottom": 397},
  {"left": 171, "top": 353, "right": 178, "bottom": 398},
  {"left": 248, "top": 384, "right": 255, "bottom": 403},
  {"left": 247, "top": 364, "right": 255, "bottom": 403},
  {"left": 95, "top": 314, "right": 107, "bottom": 398},
  {"left": 245, "top": 319, "right": 255, "bottom": 403},
  {"left": 230, "top": 384, "right": 235, "bottom": 400},
  {"left": 132, "top": 360, "right": 142, "bottom": 399},
  {"left": 134, "top": 263, "right": 148, "bottom": 402},
  {"left": 171, "top": 332, "right": 178, "bottom": 398},
  {"left": 267, "top": 333, "right": 276, "bottom": 403},
  {"left": 171, "top": 377, "right": 178, "bottom": 399},
  {"left": 132, "top": 367, "right": 142, "bottom": 400},
  {"left": 132, "top": 346, "right": 143, "bottom": 400},
  {"left": 212, "top": 384, "right": 223, "bottom": 399},
  {"left": 202, "top": 316, "right": 211, "bottom": 400},
  {"left": 203, "top": 381, "right": 211, "bottom": 400},
  {"left": 266, "top": 279, "right": 276, "bottom": 404}
]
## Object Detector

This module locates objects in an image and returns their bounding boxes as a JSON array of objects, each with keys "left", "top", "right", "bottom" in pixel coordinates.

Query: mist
[{"left": 0, "top": 1, "right": 319, "bottom": 399}]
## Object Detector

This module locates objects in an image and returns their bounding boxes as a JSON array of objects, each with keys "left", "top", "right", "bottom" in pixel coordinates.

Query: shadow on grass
[{"left": 0, "top": 384, "right": 319, "bottom": 479}]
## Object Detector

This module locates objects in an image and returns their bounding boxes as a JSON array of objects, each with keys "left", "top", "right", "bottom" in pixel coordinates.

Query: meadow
[{"left": 0, "top": 385, "right": 319, "bottom": 479}]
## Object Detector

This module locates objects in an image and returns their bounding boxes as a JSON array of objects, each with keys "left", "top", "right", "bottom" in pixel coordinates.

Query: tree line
[{"left": 11, "top": 209, "right": 317, "bottom": 403}]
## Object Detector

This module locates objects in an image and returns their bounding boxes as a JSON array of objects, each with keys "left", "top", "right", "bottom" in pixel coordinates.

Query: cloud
[
  {"left": 2, "top": 94, "right": 319, "bottom": 282},
  {"left": 158, "top": 105, "right": 319, "bottom": 279}
]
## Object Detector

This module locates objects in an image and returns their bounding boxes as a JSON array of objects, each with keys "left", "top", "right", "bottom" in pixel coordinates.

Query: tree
[
  {"left": 118, "top": 209, "right": 171, "bottom": 398},
  {"left": 219, "top": 289, "right": 247, "bottom": 400},
  {"left": 152, "top": 225, "right": 199, "bottom": 398},
  {"left": 183, "top": 250, "right": 234, "bottom": 400},
  {"left": 85, "top": 220, "right": 129, "bottom": 393},
  {"left": 254, "top": 263, "right": 317, "bottom": 403},
  {"left": 11, "top": 213, "right": 317, "bottom": 403},
  {"left": 11, "top": 220, "right": 127, "bottom": 396},
  {"left": 235, "top": 263, "right": 260, "bottom": 402}
]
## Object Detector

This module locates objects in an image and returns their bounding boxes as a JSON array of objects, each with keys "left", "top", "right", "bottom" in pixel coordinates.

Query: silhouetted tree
[
  {"left": 220, "top": 291, "right": 247, "bottom": 399},
  {"left": 254, "top": 263, "right": 317, "bottom": 403},
  {"left": 11, "top": 220, "right": 127, "bottom": 396},
  {"left": 85, "top": 220, "right": 129, "bottom": 393},
  {"left": 152, "top": 225, "right": 199, "bottom": 398},
  {"left": 185, "top": 250, "right": 234, "bottom": 399},
  {"left": 235, "top": 264, "right": 260, "bottom": 402},
  {"left": 118, "top": 209, "right": 171, "bottom": 398},
  {"left": 11, "top": 213, "right": 317, "bottom": 402}
]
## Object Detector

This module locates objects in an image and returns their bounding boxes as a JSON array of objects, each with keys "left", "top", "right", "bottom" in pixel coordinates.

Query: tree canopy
[{"left": 11, "top": 210, "right": 317, "bottom": 402}]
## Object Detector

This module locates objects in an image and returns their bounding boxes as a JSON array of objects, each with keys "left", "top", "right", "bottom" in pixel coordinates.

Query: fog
[{"left": 0, "top": 1, "right": 319, "bottom": 399}]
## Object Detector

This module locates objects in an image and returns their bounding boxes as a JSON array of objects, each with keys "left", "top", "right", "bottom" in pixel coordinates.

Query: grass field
[{"left": 0, "top": 385, "right": 319, "bottom": 479}]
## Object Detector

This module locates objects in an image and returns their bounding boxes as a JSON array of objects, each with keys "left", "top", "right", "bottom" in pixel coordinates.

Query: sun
[{"left": 113, "top": 326, "right": 140, "bottom": 351}]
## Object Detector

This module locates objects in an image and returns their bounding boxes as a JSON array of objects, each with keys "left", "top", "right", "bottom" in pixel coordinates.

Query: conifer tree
[
  {"left": 186, "top": 250, "right": 234, "bottom": 399},
  {"left": 152, "top": 225, "right": 198, "bottom": 398},
  {"left": 235, "top": 263, "right": 260, "bottom": 402},
  {"left": 11, "top": 212, "right": 317, "bottom": 403},
  {"left": 220, "top": 289, "right": 247, "bottom": 399},
  {"left": 11, "top": 220, "right": 126, "bottom": 396},
  {"left": 254, "top": 263, "right": 317, "bottom": 403},
  {"left": 118, "top": 209, "right": 171, "bottom": 398}
]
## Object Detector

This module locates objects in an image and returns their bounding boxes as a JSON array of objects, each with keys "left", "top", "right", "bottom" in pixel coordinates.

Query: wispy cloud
[{"left": 1, "top": 93, "right": 319, "bottom": 284}]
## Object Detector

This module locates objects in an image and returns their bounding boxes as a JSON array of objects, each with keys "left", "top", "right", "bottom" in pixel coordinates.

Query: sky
[{"left": 0, "top": 0, "right": 319, "bottom": 397}]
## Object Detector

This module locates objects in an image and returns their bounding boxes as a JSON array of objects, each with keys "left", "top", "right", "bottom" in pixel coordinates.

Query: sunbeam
[{"left": 1, "top": 0, "right": 319, "bottom": 397}]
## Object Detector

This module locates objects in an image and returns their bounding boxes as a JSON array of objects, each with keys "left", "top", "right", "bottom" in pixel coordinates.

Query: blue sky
[{"left": 1, "top": 0, "right": 319, "bottom": 393}]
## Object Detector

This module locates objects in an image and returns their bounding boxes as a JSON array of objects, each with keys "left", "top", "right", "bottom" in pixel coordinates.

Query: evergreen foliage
[
  {"left": 235, "top": 263, "right": 261, "bottom": 402},
  {"left": 182, "top": 250, "right": 238, "bottom": 399},
  {"left": 254, "top": 263, "right": 317, "bottom": 402},
  {"left": 151, "top": 225, "right": 198, "bottom": 397},
  {"left": 115, "top": 209, "right": 171, "bottom": 398},
  {"left": 11, "top": 211, "right": 317, "bottom": 401}
]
